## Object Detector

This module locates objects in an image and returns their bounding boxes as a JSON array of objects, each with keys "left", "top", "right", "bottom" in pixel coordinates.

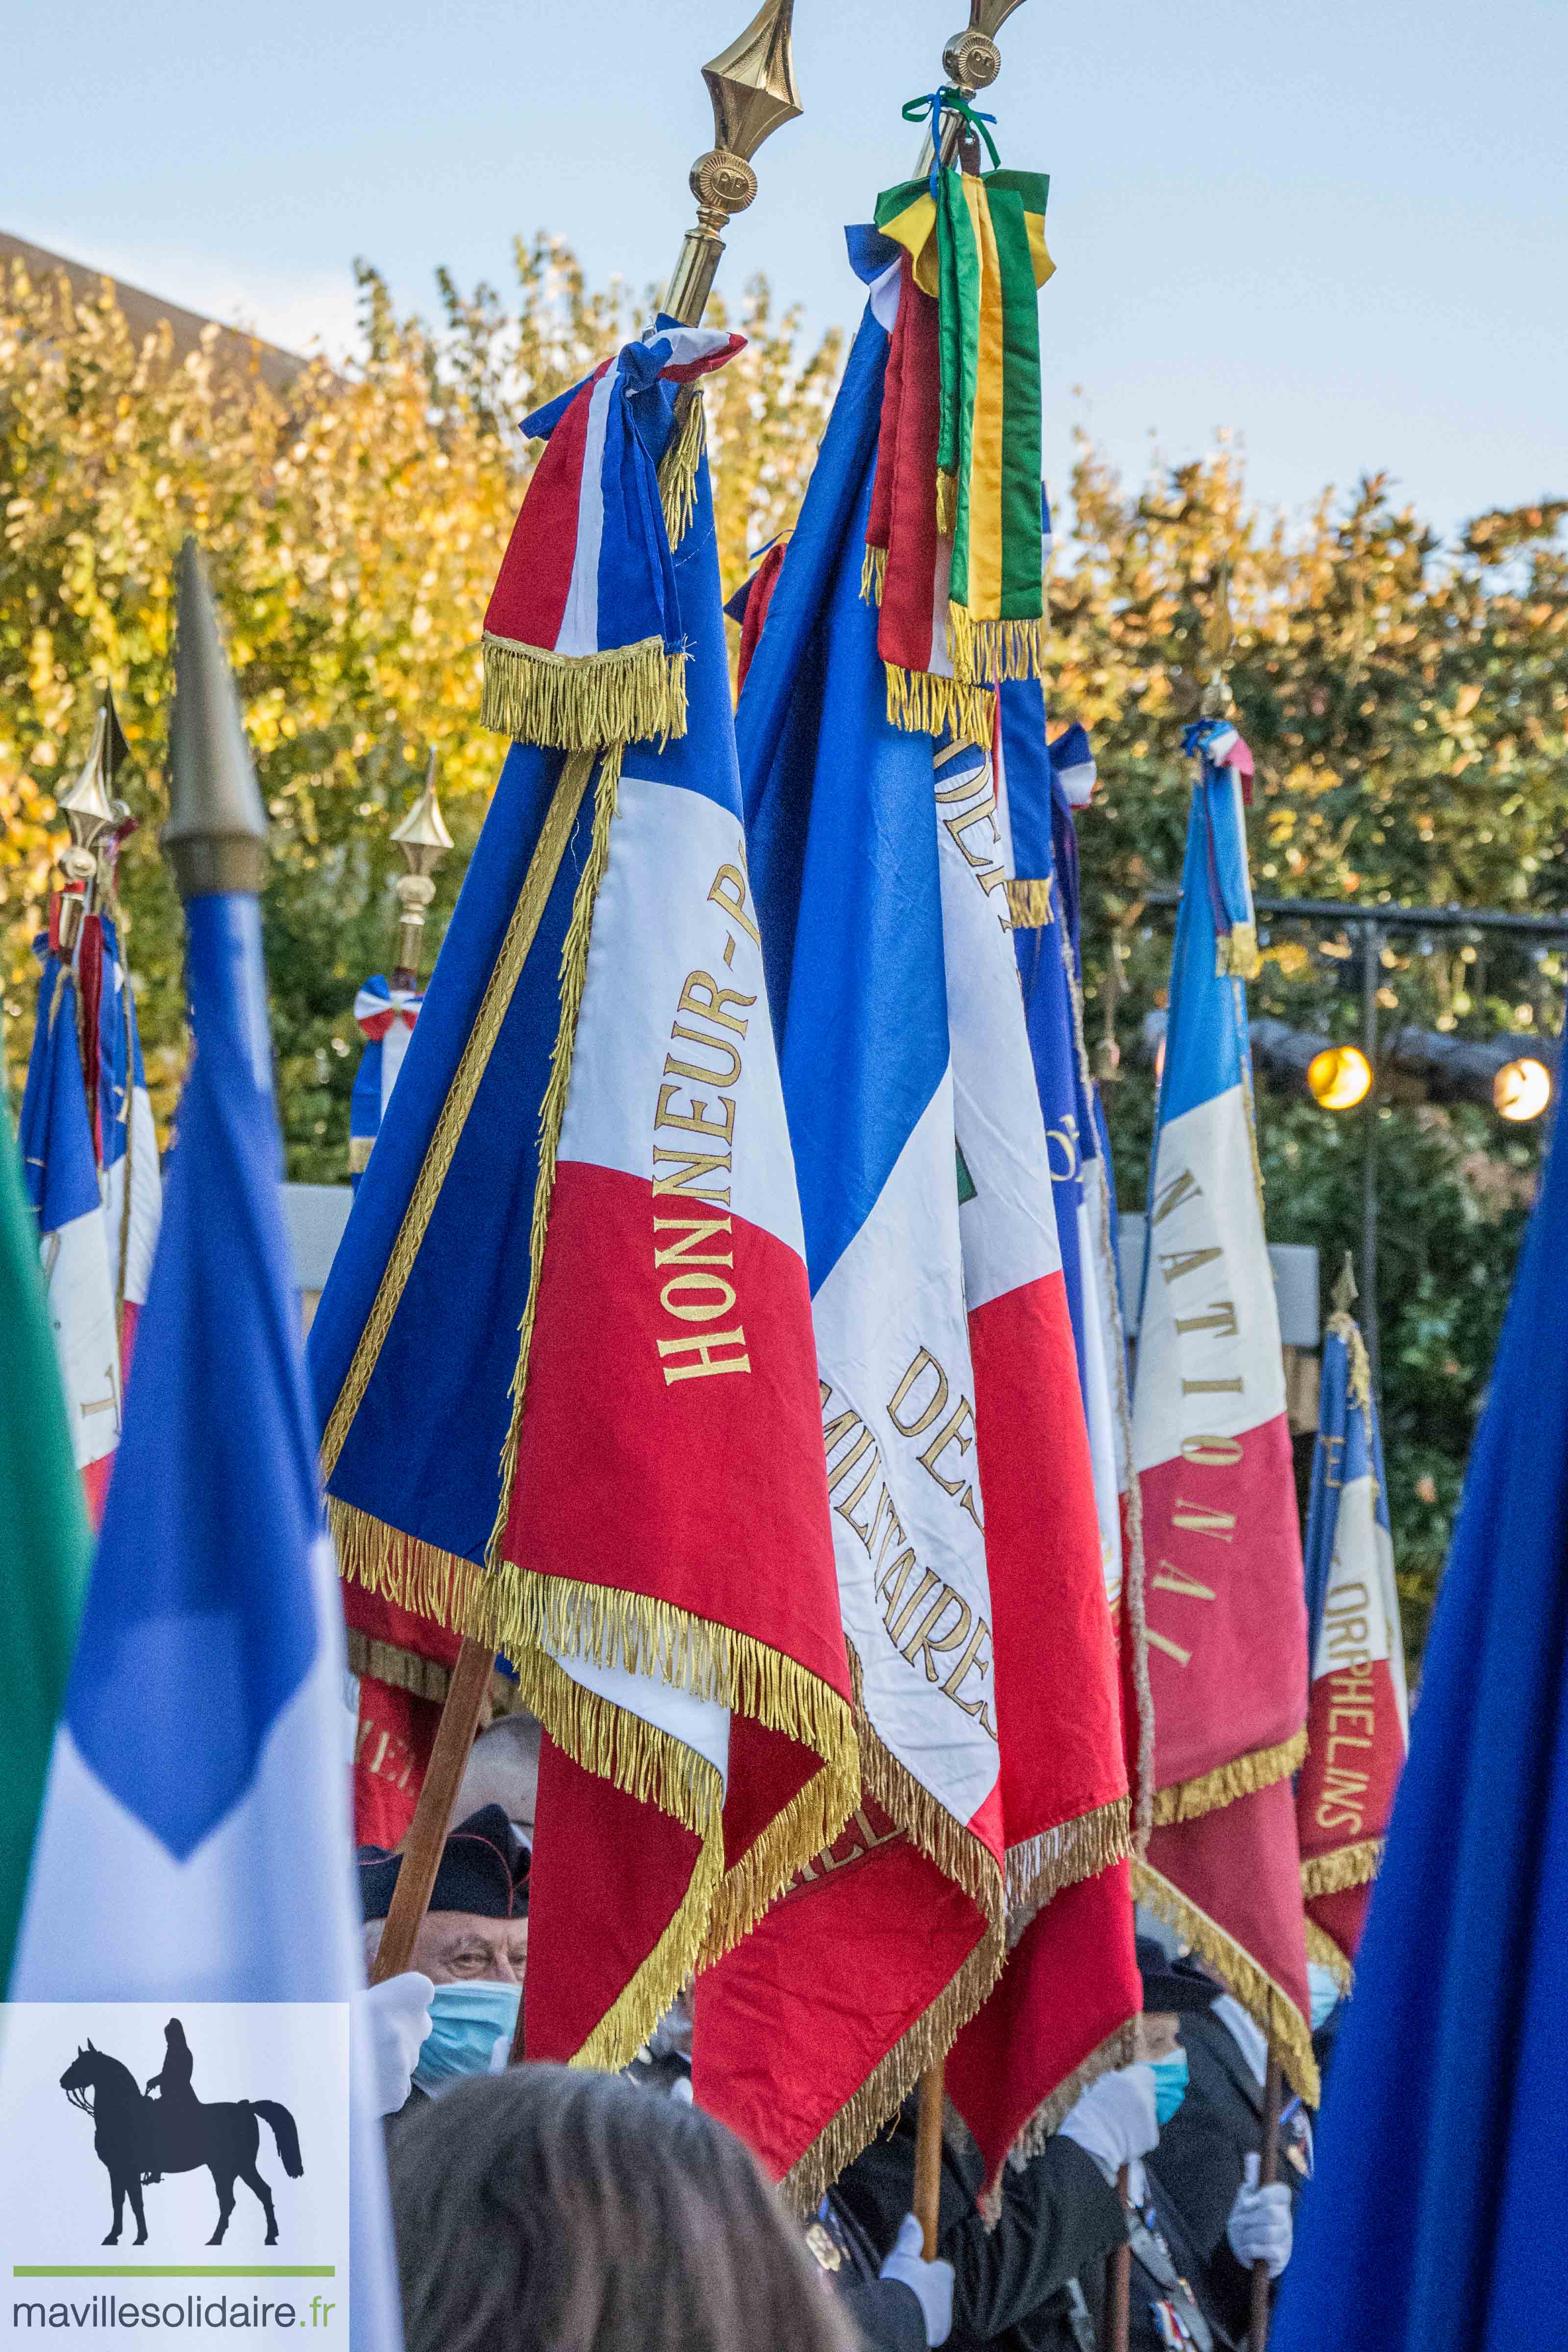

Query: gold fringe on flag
[
  {"left": 1150, "top": 1727, "right": 1308, "bottom": 1829},
  {"left": 777, "top": 1664, "right": 1007, "bottom": 2213},
  {"left": 481, "top": 635, "right": 688, "bottom": 754},
  {"left": 860, "top": 542, "right": 889, "bottom": 605},
  {"left": 980, "top": 2019, "right": 1142, "bottom": 2217},
  {"left": 1303, "top": 1915, "right": 1355, "bottom": 1994},
  {"left": 1004, "top": 1793, "right": 1131, "bottom": 1948},
  {"left": 1132, "top": 1856, "right": 1321, "bottom": 2107},
  {"left": 1301, "top": 1836, "right": 1383, "bottom": 1900},
  {"left": 1215, "top": 921, "right": 1263, "bottom": 980},
  {"left": 1005, "top": 876, "right": 1053, "bottom": 929},
  {"left": 343, "top": 1625, "right": 529, "bottom": 1719},
  {"left": 659, "top": 390, "right": 707, "bottom": 547},
  {"left": 884, "top": 662, "right": 995, "bottom": 749},
  {"left": 946, "top": 604, "right": 1048, "bottom": 690}
]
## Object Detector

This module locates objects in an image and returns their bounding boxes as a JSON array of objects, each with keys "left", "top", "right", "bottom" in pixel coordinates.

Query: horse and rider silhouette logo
[{"left": 59, "top": 2019, "right": 303, "bottom": 2249}]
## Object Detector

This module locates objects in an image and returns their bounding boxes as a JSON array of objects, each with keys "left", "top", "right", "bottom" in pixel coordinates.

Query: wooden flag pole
[
  {"left": 1248, "top": 2048, "right": 1284, "bottom": 2352},
  {"left": 913, "top": 2063, "right": 946, "bottom": 2259},
  {"left": 363, "top": 0, "right": 803, "bottom": 1997},
  {"left": 1105, "top": 2166, "right": 1132, "bottom": 2352}
]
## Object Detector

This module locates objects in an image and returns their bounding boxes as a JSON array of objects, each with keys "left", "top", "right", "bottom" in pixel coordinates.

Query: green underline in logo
[{"left": 13, "top": 2267, "right": 338, "bottom": 2278}]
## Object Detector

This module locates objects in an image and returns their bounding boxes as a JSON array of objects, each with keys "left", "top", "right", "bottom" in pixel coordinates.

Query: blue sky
[{"left": 9, "top": 0, "right": 1564, "bottom": 542}]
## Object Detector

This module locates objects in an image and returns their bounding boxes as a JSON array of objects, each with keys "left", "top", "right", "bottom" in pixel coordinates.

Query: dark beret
[
  {"left": 358, "top": 1802, "right": 529, "bottom": 1925},
  {"left": 1137, "top": 1935, "right": 1222, "bottom": 2018}
]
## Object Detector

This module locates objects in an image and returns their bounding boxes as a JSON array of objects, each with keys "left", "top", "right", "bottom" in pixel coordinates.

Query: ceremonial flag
[
  {"left": 348, "top": 976, "right": 423, "bottom": 1188},
  {"left": 94, "top": 907, "right": 162, "bottom": 1363},
  {"left": 1295, "top": 1297, "right": 1408, "bottom": 1985},
  {"left": 0, "top": 1090, "right": 91, "bottom": 1985},
  {"left": 1129, "top": 716, "right": 1316, "bottom": 2103},
  {"left": 10, "top": 542, "right": 401, "bottom": 2352},
  {"left": 309, "top": 323, "right": 856, "bottom": 2070},
  {"left": 18, "top": 934, "right": 122, "bottom": 1520},
  {"left": 1000, "top": 684, "right": 1152, "bottom": 1827},
  {"left": 696, "top": 242, "right": 1134, "bottom": 2203},
  {"left": 1271, "top": 1042, "right": 1568, "bottom": 2352}
]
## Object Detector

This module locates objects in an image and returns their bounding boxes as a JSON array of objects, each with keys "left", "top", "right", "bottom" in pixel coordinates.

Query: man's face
[
  {"left": 409, "top": 1909, "right": 529, "bottom": 1986},
  {"left": 1138, "top": 2009, "right": 1181, "bottom": 2063}
]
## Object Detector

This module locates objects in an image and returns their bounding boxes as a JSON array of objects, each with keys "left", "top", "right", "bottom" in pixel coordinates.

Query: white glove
[
  {"left": 880, "top": 2213, "right": 955, "bottom": 2349},
  {"left": 1226, "top": 2153, "right": 1293, "bottom": 2279},
  {"left": 1057, "top": 2063, "right": 1159, "bottom": 2185},
  {"left": 355, "top": 1972, "right": 435, "bottom": 2118}
]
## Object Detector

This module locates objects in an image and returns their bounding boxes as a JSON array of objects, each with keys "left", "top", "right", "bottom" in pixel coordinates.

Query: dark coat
[
  {"left": 810, "top": 2189, "right": 927, "bottom": 2352},
  {"left": 1077, "top": 2168, "right": 1240, "bottom": 2352},
  {"left": 1147, "top": 2012, "right": 1309, "bottom": 2345},
  {"left": 833, "top": 2100, "right": 1126, "bottom": 2352}
]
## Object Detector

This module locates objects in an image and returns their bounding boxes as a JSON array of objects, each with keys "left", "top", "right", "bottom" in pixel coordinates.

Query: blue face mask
[
  {"left": 1308, "top": 1963, "right": 1342, "bottom": 2033},
  {"left": 412, "top": 1982, "right": 521, "bottom": 2097},
  {"left": 1149, "top": 2049, "right": 1189, "bottom": 2127}
]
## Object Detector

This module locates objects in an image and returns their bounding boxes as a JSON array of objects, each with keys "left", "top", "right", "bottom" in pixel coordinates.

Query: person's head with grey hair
[{"left": 388, "top": 2064, "right": 858, "bottom": 2352}]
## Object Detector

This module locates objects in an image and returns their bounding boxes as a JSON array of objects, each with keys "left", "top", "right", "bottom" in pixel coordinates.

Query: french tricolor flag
[
  {"left": 19, "top": 944, "right": 122, "bottom": 1522},
  {"left": 348, "top": 977, "right": 422, "bottom": 1187},
  {"left": 11, "top": 544, "right": 401, "bottom": 2350},
  {"left": 698, "top": 283, "right": 1135, "bottom": 2200},
  {"left": 1297, "top": 1302, "right": 1408, "bottom": 1981},
  {"left": 1130, "top": 716, "right": 1317, "bottom": 2100},
  {"left": 95, "top": 911, "right": 162, "bottom": 1368}
]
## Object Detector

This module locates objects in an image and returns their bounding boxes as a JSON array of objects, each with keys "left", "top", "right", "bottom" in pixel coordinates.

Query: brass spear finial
[
  {"left": 389, "top": 748, "right": 453, "bottom": 987},
  {"left": 919, "top": 1, "right": 1031, "bottom": 170},
  {"left": 663, "top": 0, "right": 802, "bottom": 327},
  {"left": 1200, "top": 554, "right": 1236, "bottom": 719},
  {"left": 942, "top": 0, "right": 1030, "bottom": 95},
  {"left": 55, "top": 686, "right": 133, "bottom": 950}
]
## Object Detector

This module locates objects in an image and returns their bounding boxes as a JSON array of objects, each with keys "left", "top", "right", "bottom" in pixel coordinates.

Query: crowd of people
[{"left": 351, "top": 1721, "right": 1344, "bottom": 2352}]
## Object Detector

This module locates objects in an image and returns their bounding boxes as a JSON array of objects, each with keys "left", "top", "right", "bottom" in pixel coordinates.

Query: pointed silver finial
[
  {"left": 1331, "top": 1252, "right": 1358, "bottom": 1316},
  {"left": 163, "top": 538, "right": 269, "bottom": 900},
  {"left": 389, "top": 748, "right": 454, "bottom": 980}
]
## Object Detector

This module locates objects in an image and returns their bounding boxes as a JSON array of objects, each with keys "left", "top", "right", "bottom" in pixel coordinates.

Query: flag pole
[
  {"left": 1105, "top": 2167, "right": 1132, "bottom": 2352},
  {"left": 1250, "top": 2050, "right": 1283, "bottom": 2351},
  {"left": 368, "top": 0, "right": 805, "bottom": 1995},
  {"left": 904, "top": 3, "right": 1032, "bottom": 2234}
]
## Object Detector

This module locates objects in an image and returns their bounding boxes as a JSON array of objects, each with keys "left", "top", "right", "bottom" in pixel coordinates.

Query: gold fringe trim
[
  {"left": 1064, "top": 952, "right": 1155, "bottom": 1853},
  {"left": 1215, "top": 922, "right": 1263, "bottom": 981},
  {"left": 1303, "top": 1916, "right": 1354, "bottom": 1995},
  {"left": 487, "top": 747, "right": 623, "bottom": 1570},
  {"left": 946, "top": 603, "right": 1047, "bottom": 689},
  {"left": 884, "top": 661, "right": 994, "bottom": 748},
  {"left": 659, "top": 389, "right": 706, "bottom": 547},
  {"left": 520, "top": 1649, "right": 727, "bottom": 2071},
  {"left": 481, "top": 635, "right": 687, "bottom": 753},
  {"left": 347, "top": 1134, "right": 373, "bottom": 1175},
  {"left": 1151, "top": 1728, "right": 1307, "bottom": 1828},
  {"left": 980, "top": 2019, "right": 1141, "bottom": 2220},
  {"left": 776, "top": 1666, "right": 1007, "bottom": 2212},
  {"left": 1004, "top": 1794, "right": 1131, "bottom": 1949},
  {"left": 1131, "top": 1857, "right": 1321, "bottom": 2108},
  {"left": 1300, "top": 1837, "right": 1382, "bottom": 1901},
  {"left": 1239, "top": 1024, "right": 1268, "bottom": 1219},
  {"left": 320, "top": 750, "right": 598, "bottom": 1482},
  {"left": 936, "top": 469, "right": 958, "bottom": 537},
  {"left": 342, "top": 1626, "right": 529, "bottom": 1720},
  {"left": 1325, "top": 1309, "right": 1374, "bottom": 1417},
  {"left": 1006, "top": 876, "right": 1053, "bottom": 929},
  {"left": 861, "top": 542, "right": 888, "bottom": 606},
  {"left": 331, "top": 1498, "right": 522, "bottom": 1656}
]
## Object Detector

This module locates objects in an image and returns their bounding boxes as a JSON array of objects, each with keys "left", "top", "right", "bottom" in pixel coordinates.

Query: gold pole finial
[
  {"left": 664, "top": 0, "right": 802, "bottom": 327},
  {"left": 942, "top": 0, "right": 1030, "bottom": 96},
  {"left": 389, "top": 748, "right": 454, "bottom": 984},
  {"left": 1200, "top": 555, "right": 1236, "bottom": 718}
]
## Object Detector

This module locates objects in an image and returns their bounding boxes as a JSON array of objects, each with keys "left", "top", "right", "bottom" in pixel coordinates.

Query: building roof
[{"left": 1, "top": 229, "right": 309, "bottom": 396}]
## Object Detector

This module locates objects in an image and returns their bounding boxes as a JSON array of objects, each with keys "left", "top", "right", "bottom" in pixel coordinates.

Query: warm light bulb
[
  {"left": 1494, "top": 1057, "right": 1552, "bottom": 1123},
  {"left": 1306, "top": 1045, "right": 1372, "bottom": 1111}
]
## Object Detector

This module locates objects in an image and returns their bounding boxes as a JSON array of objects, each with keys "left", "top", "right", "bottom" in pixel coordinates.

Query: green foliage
[{"left": 1064, "top": 446, "right": 1567, "bottom": 1636}]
